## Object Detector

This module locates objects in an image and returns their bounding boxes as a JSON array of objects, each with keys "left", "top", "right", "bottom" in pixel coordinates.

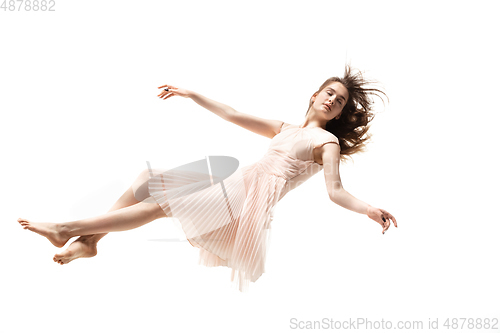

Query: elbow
[
  {"left": 328, "top": 186, "right": 344, "bottom": 203},
  {"left": 223, "top": 107, "right": 236, "bottom": 121},
  {"left": 329, "top": 192, "right": 338, "bottom": 203}
]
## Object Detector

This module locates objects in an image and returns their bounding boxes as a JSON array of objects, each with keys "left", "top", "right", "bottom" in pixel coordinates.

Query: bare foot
[
  {"left": 17, "top": 217, "right": 70, "bottom": 248},
  {"left": 53, "top": 236, "right": 98, "bottom": 265}
]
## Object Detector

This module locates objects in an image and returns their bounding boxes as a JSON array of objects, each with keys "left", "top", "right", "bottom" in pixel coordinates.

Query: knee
[
  {"left": 132, "top": 169, "right": 153, "bottom": 202},
  {"left": 150, "top": 201, "right": 168, "bottom": 219}
]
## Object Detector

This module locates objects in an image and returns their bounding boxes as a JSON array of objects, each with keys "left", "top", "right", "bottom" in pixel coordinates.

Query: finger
[
  {"left": 384, "top": 211, "right": 397, "bottom": 228},
  {"left": 159, "top": 87, "right": 176, "bottom": 97},
  {"left": 381, "top": 209, "right": 397, "bottom": 228},
  {"left": 159, "top": 84, "right": 176, "bottom": 91},
  {"left": 162, "top": 91, "right": 173, "bottom": 97},
  {"left": 391, "top": 215, "right": 398, "bottom": 228},
  {"left": 163, "top": 93, "right": 175, "bottom": 100},
  {"left": 388, "top": 216, "right": 395, "bottom": 227},
  {"left": 382, "top": 215, "right": 389, "bottom": 234}
]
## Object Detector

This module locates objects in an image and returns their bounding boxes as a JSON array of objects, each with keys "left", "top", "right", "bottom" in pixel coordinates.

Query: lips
[{"left": 324, "top": 104, "right": 331, "bottom": 111}]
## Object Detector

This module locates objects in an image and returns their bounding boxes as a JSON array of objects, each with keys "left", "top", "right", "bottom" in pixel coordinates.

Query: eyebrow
[{"left": 326, "top": 87, "right": 347, "bottom": 103}]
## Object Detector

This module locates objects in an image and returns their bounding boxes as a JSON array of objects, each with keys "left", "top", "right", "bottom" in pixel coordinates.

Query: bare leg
[
  {"left": 18, "top": 200, "right": 167, "bottom": 247},
  {"left": 18, "top": 169, "right": 169, "bottom": 264},
  {"left": 53, "top": 185, "right": 143, "bottom": 264}
]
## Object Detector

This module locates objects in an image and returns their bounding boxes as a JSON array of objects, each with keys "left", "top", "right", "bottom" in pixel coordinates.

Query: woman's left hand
[{"left": 367, "top": 206, "right": 398, "bottom": 234}]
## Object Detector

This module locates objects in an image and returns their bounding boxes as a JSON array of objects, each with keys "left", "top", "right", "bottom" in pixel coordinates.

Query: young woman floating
[{"left": 18, "top": 65, "right": 397, "bottom": 292}]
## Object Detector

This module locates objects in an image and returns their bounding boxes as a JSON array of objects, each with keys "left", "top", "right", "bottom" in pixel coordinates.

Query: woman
[{"left": 18, "top": 65, "right": 397, "bottom": 292}]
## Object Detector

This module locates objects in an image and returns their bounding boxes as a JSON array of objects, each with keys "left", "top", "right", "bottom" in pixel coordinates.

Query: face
[{"left": 311, "top": 82, "right": 349, "bottom": 120}]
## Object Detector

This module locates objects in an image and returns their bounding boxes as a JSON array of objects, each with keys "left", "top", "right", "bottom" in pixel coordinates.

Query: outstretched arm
[
  {"left": 158, "top": 84, "right": 283, "bottom": 139},
  {"left": 320, "top": 142, "right": 398, "bottom": 234}
]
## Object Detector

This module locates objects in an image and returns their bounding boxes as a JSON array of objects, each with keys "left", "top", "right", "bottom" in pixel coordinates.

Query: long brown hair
[{"left": 307, "top": 64, "right": 388, "bottom": 163}]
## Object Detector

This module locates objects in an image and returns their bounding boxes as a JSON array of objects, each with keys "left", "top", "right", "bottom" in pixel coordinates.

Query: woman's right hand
[{"left": 157, "top": 84, "right": 191, "bottom": 99}]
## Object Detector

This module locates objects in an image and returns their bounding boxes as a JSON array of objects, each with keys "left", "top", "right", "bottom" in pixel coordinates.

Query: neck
[{"left": 300, "top": 110, "right": 328, "bottom": 129}]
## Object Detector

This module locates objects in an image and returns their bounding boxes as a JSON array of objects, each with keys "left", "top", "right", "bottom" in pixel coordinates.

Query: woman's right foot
[{"left": 53, "top": 235, "right": 98, "bottom": 265}]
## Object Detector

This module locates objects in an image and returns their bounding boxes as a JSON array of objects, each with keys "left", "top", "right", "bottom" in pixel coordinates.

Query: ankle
[
  {"left": 89, "top": 233, "right": 107, "bottom": 243},
  {"left": 57, "top": 223, "right": 75, "bottom": 239}
]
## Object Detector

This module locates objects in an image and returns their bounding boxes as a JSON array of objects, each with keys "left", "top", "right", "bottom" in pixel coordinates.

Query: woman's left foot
[
  {"left": 53, "top": 236, "right": 98, "bottom": 265},
  {"left": 17, "top": 217, "right": 70, "bottom": 248}
]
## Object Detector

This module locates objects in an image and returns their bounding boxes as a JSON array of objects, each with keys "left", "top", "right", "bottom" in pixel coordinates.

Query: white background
[{"left": 1, "top": 1, "right": 499, "bottom": 332}]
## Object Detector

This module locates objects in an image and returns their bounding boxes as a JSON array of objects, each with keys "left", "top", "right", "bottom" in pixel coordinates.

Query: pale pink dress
[{"left": 147, "top": 122, "right": 340, "bottom": 291}]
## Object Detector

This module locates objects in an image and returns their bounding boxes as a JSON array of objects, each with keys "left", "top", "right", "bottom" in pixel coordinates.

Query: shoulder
[
  {"left": 279, "top": 122, "right": 297, "bottom": 133},
  {"left": 315, "top": 128, "right": 339, "bottom": 144}
]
